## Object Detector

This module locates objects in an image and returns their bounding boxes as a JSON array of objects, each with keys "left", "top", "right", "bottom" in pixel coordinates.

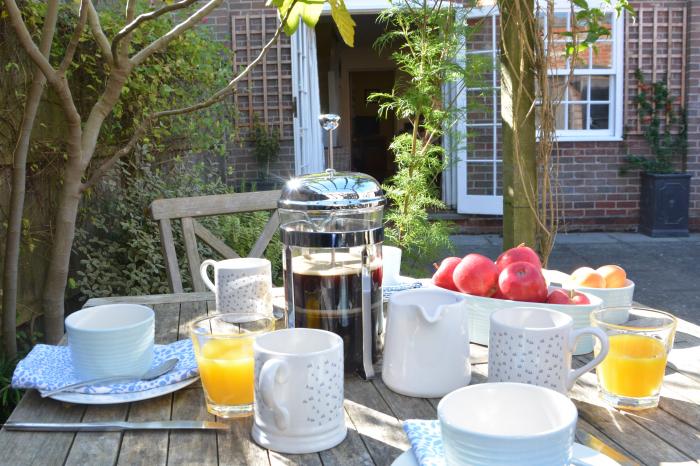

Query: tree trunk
[
  {"left": 42, "top": 153, "right": 85, "bottom": 343},
  {"left": 2, "top": 0, "right": 59, "bottom": 357},
  {"left": 499, "top": 0, "right": 537, "bottom": 251}
]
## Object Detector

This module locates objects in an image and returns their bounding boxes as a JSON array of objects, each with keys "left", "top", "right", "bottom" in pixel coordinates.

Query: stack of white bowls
[
  {"left": 438, "top": 383, "right": 578, "bottom": 466},
  {"left": 65, "top": 304, "right": 155, "bottom": 379}
]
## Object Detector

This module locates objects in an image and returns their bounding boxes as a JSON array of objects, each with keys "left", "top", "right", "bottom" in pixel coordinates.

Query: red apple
[
  {"left": 432, "top": 257, "right": 462, "bottom": 291},
  {"left": 492, "top": 288, "right": 508, "bottom": 300},
  {"left": 498, "top": 261, "right": 548, "bottom": 303},
  {"left": 495, "top": 243, "right": 543, "bottom": 274},
  {"left": 571, "top": 292, "right": 591, "bottom": 305},
  {"left": 453, "top": 254, "right": 499, "bottom": 297},
  {"left": 546, "top": 289, "right": 574, "bottom": 305}
]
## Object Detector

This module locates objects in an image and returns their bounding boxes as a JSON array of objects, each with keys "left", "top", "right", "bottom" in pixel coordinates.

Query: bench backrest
[{"left": 149, "top": 190, "right": 281, "bottom": 293}]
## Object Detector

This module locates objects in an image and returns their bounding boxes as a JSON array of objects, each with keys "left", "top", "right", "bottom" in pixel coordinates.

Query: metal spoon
[{"left": 41, "top": 357, "right": 179, "bottom": 398}]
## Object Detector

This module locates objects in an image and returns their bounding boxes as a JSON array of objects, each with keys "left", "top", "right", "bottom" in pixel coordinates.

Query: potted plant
[
  {"left": 623, "top": 70, "right": 691, "bottom": 237},
  {"left": 249, "top": 115, "right": 281, "bottom": 190}
]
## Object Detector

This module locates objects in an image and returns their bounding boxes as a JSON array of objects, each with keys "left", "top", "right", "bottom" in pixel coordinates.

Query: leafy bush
[{"left": 74, "top": 161, "right": 284, "bottom": 299}]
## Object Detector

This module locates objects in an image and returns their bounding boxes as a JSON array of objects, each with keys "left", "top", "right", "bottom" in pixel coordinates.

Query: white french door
[
  {"left": 291, "top": 24, "right": 325, "bottom": 175},
  {"left": 456, "top": 12, "right": 503, "bottom": 215}
]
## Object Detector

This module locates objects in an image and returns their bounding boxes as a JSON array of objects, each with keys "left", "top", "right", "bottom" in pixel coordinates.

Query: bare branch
[
  {"left": 112, "top": 0, "right": 198, "bottom": 67},
  {"left": 3, "top": 0, "right": 58, "bottom": 85},
  {"left": 87, "top": 0, "right": 113, "bottom": 64},
  {"left": 86, "top": 3, "right": 294, "bottom": 188},
  {"left": 130, "top": 0, "right": 223, "bottom": 66},
  {"left": 59, "top": 0, "right": 89, "bottom": 73}
]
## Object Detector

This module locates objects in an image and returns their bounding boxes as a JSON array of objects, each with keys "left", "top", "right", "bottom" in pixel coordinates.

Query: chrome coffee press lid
[{"left": 278, "top": 170, "right": 385, "bottom": 211}]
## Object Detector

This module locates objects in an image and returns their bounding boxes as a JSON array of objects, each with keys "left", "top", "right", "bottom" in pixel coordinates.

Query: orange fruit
[
  {"left": 597, "top": 265, "right": 627, "bottom": 288},
  {"left": 569, "top": 267, "right": 606, "bottom": 288}
]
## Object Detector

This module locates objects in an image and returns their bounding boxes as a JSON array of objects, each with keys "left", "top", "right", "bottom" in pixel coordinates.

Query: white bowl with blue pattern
[{"left": 65, "top": 304, "right": 154, "bottom": 379}]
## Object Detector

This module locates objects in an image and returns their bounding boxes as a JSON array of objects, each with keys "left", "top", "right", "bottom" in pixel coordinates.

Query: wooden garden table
[{"left": 1, "top": 291, "right": 699, "bottom": 465}]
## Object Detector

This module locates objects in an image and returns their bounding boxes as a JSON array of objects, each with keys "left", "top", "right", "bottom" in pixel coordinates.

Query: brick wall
[{"left": 204, "top": 0, "right": 699, "bottom": 231}]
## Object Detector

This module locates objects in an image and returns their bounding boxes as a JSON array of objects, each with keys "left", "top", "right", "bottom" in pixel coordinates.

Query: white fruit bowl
[
  {"left": 458, "top": 289, "right": 603, "bottom": 355},
  {"left": 566, "top": 279, "right": 635, "bottom": 312}
]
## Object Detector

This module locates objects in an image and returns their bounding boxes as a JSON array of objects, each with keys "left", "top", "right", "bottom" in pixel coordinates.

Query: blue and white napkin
[
  {"left": 403, "top": 419, "right": 446, "bottom": 466},
  {"left": 383, "top": 280, "right": 423, "bottom": 301},
  {"left": 12, "top": 339, "right": 198, "bottom": 395}
]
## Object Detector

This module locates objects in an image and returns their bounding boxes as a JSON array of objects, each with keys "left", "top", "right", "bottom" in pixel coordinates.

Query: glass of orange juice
[
  {"left": 190, "top": 313, "right": 274, "bottom": 418},
  {"left": 591, "top": 307, "right": 677, "bottom": 410}
]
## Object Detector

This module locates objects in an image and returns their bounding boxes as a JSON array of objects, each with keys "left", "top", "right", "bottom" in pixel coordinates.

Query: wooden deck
[{"left": 1, "top": 293, "right": 699, "bottom": 465}]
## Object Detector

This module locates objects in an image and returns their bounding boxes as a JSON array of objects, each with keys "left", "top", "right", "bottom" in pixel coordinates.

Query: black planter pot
[{"left": 639, "top": 172, "right": 692, "bottom": 237}]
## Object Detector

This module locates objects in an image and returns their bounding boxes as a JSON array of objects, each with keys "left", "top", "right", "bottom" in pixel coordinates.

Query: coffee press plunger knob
[{"left": 319, "top": 114, "right": 340, "bottom": 171}]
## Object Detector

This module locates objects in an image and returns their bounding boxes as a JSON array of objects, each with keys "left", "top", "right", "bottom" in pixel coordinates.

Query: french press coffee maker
[{"left": 278, "top": 170, "right": 385, "bottom": 379}]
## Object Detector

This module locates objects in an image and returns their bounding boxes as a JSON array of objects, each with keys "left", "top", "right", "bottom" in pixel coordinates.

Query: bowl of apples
[{"left": 432, "top": 245, "right": 602, "bottom": 355}]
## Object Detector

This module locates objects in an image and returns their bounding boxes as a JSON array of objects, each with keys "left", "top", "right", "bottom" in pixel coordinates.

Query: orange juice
[
  {"left": 195, "top": 337, "right": 255, "bottom": 405},
  {"left": 596, "top": 334, "right": 667, "bottom": 398}
]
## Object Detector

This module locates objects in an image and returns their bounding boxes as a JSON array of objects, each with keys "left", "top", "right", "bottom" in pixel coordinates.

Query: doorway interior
[{"left": 315, "top": 14, "right": 398, "bottom": 184}]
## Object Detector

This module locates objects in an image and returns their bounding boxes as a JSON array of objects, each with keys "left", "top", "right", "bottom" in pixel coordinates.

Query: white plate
[
  {"left": 391, "top": 443, "right": 620, "bottom": 466},
  {"left": 46, "top": 376, "right": 198, "bottom": 405}
]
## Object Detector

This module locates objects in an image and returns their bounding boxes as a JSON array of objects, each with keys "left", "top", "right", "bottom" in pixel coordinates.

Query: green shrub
[{"left": 73, "top": 161, "right": 283, "bottom": 298}]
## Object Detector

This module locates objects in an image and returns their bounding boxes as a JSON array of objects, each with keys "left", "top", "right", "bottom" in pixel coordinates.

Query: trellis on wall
[
  {"left": 625, "top": 5, "right": 687, "bottom": 134},
  {"left": 231, "top": 13, "right": 294, "bottom": 140}
]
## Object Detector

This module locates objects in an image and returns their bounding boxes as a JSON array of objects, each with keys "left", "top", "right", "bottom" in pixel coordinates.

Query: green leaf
[{"left": 328, "top": 0, "right": 355, "bottom": 47}]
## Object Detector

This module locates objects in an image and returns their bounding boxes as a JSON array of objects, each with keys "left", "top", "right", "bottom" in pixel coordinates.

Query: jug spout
[{"left": 418, "top": 304, "right": 447, "bottom": 324}]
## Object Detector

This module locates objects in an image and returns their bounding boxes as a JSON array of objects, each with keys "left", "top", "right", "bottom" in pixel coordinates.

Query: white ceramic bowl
[
  {"left": 438, "top": 383, "right": 578, "bottom": 466},
  {"left": 65, "top": 304, "right": 155, "bottom": 379},
  {"left": 459, "top": 290, "right": 602, "bottom": 354},
  {"left": 568, "top": 279, "right": 635, "bottom": 325}
]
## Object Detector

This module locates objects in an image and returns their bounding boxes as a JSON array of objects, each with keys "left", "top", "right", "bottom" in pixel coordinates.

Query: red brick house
[{"left": 207, "top": 0, "right": 699, "bottom": 233}]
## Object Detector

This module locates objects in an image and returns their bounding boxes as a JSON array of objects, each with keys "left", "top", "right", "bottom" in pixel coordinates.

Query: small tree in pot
[{"left": 623, "top": 70, "right": 691, "bottom": 237}]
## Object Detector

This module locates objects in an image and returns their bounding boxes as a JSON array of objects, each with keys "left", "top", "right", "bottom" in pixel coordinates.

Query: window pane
[
  {"left": 554, "top": 102, "right": 566, "bottom": 130},
  {"left": 467, "top": 90, "right": 495, "bottom": 124},
  {"left": 549, "top": 42, "right": 568, "bottom": 69},
  {"left": 590, "top": 104, "right": 609, "bottom": 129},
  {"left": 573, "top": 48, "right": 591, "bottom": 69},
  {"left": 590, "top": 76, "right": 610, "bottom": 101},
  {"left": 466, "top": 126, "right": 494, "bottom": 160},
  {"left": 568, "top": 76, "right": 588, "bottom": 101},
  {"left": 592, "top": 42, "right": 613, "bottom": 69},
  {"left": 496, "top": 162, "right": 503, "bottom": 196},
  {"left": 552, "top": 12, "right": 568, "bottom": 37},
  {"left": 601, "top": 13, "right": 614, "bottom": 36},
  {"left": 467, "top": 17, "right": 493, "bottom": 52},
  {"left": 568, "top": 104, "right": 586, "bottom": 129},
  {"left": 549, "top": 76, "right": 566, "bottom": 100},
  {"left": 467, "top": 162, "right": 494, "bottom": 196}
]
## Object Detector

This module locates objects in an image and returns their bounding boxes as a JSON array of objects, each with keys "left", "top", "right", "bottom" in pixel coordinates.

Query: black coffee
[{"left": 285, "top": 252, "right": 382, "bottom": 375}]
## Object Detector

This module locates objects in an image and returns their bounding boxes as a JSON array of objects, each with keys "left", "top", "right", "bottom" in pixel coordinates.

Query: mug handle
[
  {"left": 566, "top": 327, "right": 609, "bottom": 391},
  {"left": 199, "top": 259, "right": 217, "bottom": 292},
  {"left": 259, "top": 359, "right": 290, "bottom": 430}
]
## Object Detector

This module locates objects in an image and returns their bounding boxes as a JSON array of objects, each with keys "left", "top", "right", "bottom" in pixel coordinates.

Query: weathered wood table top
[{"left": 1, "top": 292, "right": 699, "bottom": 466}]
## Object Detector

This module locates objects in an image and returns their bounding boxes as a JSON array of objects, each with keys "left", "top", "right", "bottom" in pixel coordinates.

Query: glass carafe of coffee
[{"left": 279, "top": 170, "right": 385, "bottom": 379}]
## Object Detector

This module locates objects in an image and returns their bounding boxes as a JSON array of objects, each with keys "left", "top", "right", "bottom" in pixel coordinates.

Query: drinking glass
[
  {"left": 591, "top": 307, "right": 677, "bottom": 410},
  {"left": 190, "top": 313, "right": 274, "bottom": 418}
]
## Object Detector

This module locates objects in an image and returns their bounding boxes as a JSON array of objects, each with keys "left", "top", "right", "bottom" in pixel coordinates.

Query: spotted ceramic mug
[
  {"left": 488, "top": 307, "right": 609, "bottom": 393},
  {"left": 199, "top": 258, "right": 272, "bottom": 314}
]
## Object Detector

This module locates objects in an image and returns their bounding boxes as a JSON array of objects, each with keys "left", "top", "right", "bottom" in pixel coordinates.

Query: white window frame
[{"left": 466, "top": 1, "right": 625, "bottom": 143}]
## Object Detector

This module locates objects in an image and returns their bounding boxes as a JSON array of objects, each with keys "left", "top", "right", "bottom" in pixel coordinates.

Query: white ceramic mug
[
  {"left": 438, "top": 383, "right": 578, "bottom": 466},
  {"left": 66, "top": 304, "right": 154, "bottom": 379},
  {"left": 252, "top": 328, "right": 346, "bottom": 454},
  {"left": 488, "top": 307, "right": 609, "bottom": 393},
  {"left": 383, "top": 288, "right": 470, "bottom": 397},
  {"left": 200, "top": 258, "right": 272, "bottom": 314},
  {"left": 382, "top": 246, "right": 402, "bottom": 286}
]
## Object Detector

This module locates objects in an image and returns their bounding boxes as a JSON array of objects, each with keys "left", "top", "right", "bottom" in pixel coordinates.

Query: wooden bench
[{"left": 149, "top": 190, "right": 281, "bottom": 293}]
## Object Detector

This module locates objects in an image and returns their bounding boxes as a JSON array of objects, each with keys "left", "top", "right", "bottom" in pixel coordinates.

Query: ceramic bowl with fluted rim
[
  {"left": 438, "top": 383, "right": 578, "bottom": 466},
  {"left": 458, "top": 289, "right": 602, "bottom": 354},
  {"left": 567, "top": 279, "right": 635, "bottom": 325},
  {"left": 65, "top": 304, "right": 155, "bottom": 379}
]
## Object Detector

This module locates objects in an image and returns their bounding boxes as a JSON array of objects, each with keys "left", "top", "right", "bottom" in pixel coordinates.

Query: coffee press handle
[
  {"left": 199, "top": 260, "right": 217, "bottom": 293},
  {"left": 566, "top": 327, "right": 610, "bottom": 390},
  {"left": 259, "top": 359, "right": 290, "bottom": 430}
]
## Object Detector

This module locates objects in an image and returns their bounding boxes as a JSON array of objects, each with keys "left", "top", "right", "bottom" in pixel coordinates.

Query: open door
[{"left": 291, "top": 24, "right": 325, "bottom": 175}]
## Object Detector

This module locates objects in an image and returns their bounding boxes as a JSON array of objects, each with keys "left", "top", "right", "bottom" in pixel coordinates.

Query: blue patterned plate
[{"left": 47, "top": 376, "right": 198, "bottom": 405}]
